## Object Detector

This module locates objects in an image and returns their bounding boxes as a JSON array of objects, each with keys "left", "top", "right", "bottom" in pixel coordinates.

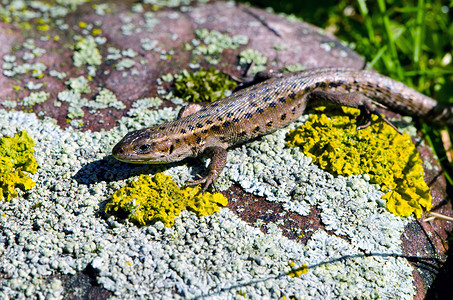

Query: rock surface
[{"left": 0, "top": 1, "right": 451, "bottom": 299}]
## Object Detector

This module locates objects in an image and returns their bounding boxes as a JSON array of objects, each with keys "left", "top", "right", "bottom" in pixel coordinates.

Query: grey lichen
[
  {"left": 66, "top": 76, "right": 91, "bottom": 94},
  {"left": 91, "top": 88, "right": 126, "bottom": 110},
  {"left": 186, "top": 29, "right": 249, "bottom": 64},
  {"left": 73, "top": 38, "right": 102, "bottom": 67},
  {"left": 22, "top": 91, "right": 49, "bottom": 106},
  {"left": 239, "top": 49, "right": 268, "bottom": 74}
]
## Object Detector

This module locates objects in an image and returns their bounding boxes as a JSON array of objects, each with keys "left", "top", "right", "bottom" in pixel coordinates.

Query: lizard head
[{"left": 112, "top": 128, "right": 189, "bottom": 164}]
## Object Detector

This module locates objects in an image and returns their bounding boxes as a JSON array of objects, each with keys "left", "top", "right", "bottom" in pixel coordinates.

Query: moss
[
  {"left": 105, "top": 173, "right": 228, "bottom": 227},
  {"left": 286, "top": 106, "right": 431, "bottom": 218},
  {"left": 0, "top": 130, "right": 37, "bottom": 201},
  {"left": 173, "top": 68, "right": 236, "bottom": 103}
]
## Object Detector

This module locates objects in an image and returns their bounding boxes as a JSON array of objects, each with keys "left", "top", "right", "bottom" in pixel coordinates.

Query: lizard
[{"left": 112, "top": 68, "right": 453, "bottom": 191}]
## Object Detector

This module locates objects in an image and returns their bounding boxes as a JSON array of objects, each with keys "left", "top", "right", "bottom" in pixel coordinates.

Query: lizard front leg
[{"left": 186, "top": 146, "right": 228, "bottom": 192}]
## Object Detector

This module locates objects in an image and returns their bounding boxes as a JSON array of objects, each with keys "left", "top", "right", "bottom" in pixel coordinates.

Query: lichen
[
  {"left": 173, "top": 68, "right": 236, "bottom": 102},
  {"left": 3, "top": 60, "right": 47, "bottom": 78},
  {"left": 131, "top": 97, "right": 163, "bottom": 109},
  {"left": 0, "top": 130, "right": 37, "bottom": 201},
  {"left": 92, "top": 88, "right": 125, "bottom": 110},
  {"left": 287, "top": 261, "right": 309, "bottom": 278},
  {"left": 239, "top": 49, "right": 268, "bottom": 74},
  {"left": 186, "top": 29, "right": 248, "bottom": 64},
  {"left": 141, "top": 38, "right": 159, "bottom": 51},
  {"left": 143, "top": 0, "right": 193, "bottom": 8},
  {"left": 105, "top": 173, "right": 228, "bottom": 226},
  {"left": 116, "top": 58, "right": 135, "bottom": 71},
  {"left": 73, "top": 38, "right": 102, "bottom": 67},
  {"left": 57, "top": 86, "right": 126, "bottom": 120},
  {"left": 22, "top": 91, "right": 49, "bottom": 106},
  {"left": 192, "top": 29, "right": 248, "bottom": 54},
  {"left": 1, "top": 100, "right": 18, "bottom": 109},
  {"left": 286, "top": 106, "right": 431, "bottom": 218},
  {"left": 284, "top": 63, "right": 306, "bottom": 72},
  {"left": 66, "top": 76, "right": 91, "bottom": 94}
]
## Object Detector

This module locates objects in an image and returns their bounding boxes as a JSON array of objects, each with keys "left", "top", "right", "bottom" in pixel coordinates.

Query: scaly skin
[{"left": 112, "top": 68, "right": 453, "bottom": 191}]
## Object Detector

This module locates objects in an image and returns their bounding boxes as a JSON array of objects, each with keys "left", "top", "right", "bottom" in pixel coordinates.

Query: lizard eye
[{"left": 136, "top": 144, "right": 151, "bottom": 154}]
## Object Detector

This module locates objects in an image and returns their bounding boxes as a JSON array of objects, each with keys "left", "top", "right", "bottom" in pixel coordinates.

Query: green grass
[{"left": 242, "top": 0, "right": 453, "bottom": 186}]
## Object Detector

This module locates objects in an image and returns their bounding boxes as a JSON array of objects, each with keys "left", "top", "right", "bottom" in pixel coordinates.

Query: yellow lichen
[
  {"left": 0, "top": 130, "right": 38, "bottom": 201},
  {"left": 36, "top": 24, "right": 49, "bottom": 31},
  {"left": 286, "top": 106, "right": 431, "bottom": 218},
  {"left": 105, "top": 173, "right": 228, "bottom": 227},
  {"left": 287, "top": 261, "right": 309, "bottom": 277},
  {"left": 92, "top": 28, "right": 102, "bottom": 36}
]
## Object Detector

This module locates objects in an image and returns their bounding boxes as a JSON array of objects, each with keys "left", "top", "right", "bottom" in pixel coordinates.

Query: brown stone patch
[
  {"left": 224, "top": 184, "right": 344, "bottom": 244},
  {"left": 401, "top": 135, "right": 453, "bottom": 299}
]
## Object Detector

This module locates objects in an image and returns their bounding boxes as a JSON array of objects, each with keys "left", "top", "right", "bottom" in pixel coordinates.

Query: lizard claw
[
  {"left": 186, "top": 174, "right": 218, "bottom": 193},
  {"left": 185, "top": 146, "right": 226, "bottom": 193},
  {"left": 356, "top": 120, "right": 372, "bottom": 130},
  {"left": 357, "top": 101, "right": 402, "bottom": 135}
]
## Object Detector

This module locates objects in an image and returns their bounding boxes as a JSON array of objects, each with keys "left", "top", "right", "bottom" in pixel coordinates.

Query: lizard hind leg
[
  {"left": 357, "top": 100, "right": 402, "bottom": 134},
  {"left": 308, "top": 91, "right": 401, "bottom": 134}
]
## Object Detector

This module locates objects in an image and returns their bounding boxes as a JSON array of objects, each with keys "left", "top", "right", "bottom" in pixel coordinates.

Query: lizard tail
[{"left": 428, "top": 103, "right": 453, "bottom": 125}]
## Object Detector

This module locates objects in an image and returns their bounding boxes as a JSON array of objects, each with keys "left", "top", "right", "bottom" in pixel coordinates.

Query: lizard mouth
[
  {"left": 112, "top": 153, "right": 159, "bottom": 164},
  {"left": 112, "top": 153, "right": 138, "bottom": 163},
  {"left": 112, "top": 144, "right": 140, "bottom": 162},
  {"left": 112, "top": 147, "right": 163, "bottom": 164}
]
